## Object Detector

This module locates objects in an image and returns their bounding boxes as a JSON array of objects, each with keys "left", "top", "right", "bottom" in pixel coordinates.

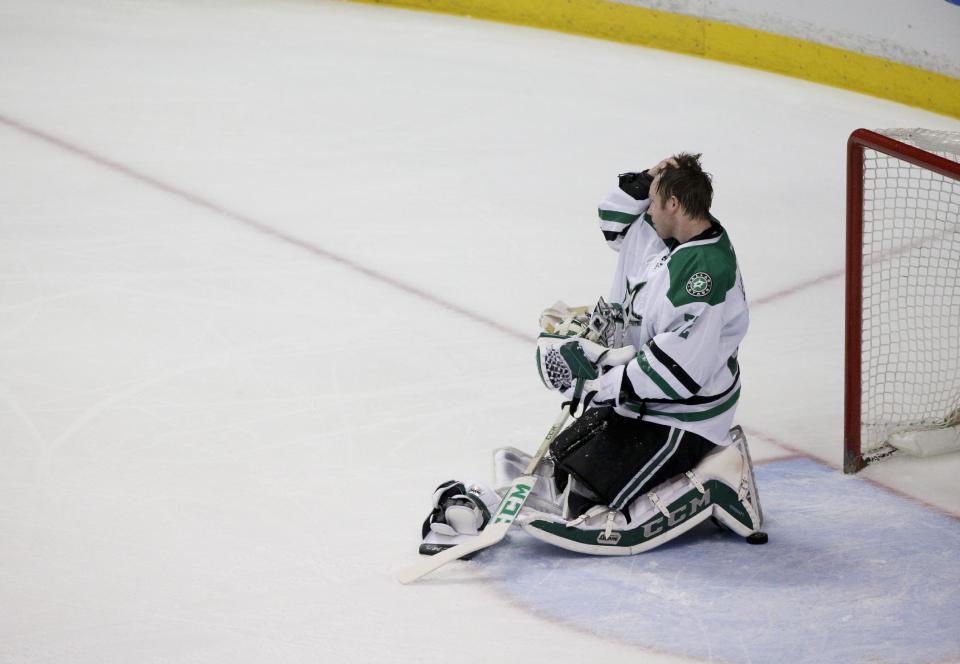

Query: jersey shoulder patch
[{"left": 666, "top": 231, "right": 737, "bottom": 307}]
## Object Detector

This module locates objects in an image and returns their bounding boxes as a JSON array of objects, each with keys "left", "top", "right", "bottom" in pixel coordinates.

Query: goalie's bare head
[{"left": 649, "top": 153, "right": 714, "bottom": 243}]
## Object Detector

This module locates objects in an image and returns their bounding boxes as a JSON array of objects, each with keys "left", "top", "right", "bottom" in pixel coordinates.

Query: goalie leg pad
[
  {"left": 520, "top": 434, "right": 764, "bottom": 555},
  {"left": 520, "top": 468, "right": 717, "bottom": 556},
  {"left": 718, "top": 425, "right": 764, "bottom": 531}
]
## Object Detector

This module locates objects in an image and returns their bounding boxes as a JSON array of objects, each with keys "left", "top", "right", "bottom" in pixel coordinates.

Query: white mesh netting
[{"left": 860, "top": 128, "right": 960, "bottom": 452}]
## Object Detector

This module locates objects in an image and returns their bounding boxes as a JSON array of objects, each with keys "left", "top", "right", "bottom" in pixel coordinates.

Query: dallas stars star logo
[{"left": 686, "top": 272, "right": 712, "bottom": 297}]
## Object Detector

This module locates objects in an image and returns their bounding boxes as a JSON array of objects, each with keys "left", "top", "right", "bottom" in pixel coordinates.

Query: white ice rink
[{"left": 2, "top": 1, "right": 960, "bottom": 662}]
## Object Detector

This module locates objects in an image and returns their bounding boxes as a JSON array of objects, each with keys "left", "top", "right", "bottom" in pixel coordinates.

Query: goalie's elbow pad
[{"left": 618, "top": 170, "right": 654, "bottom": 201}]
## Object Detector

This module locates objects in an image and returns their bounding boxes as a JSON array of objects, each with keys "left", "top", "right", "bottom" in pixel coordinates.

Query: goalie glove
[
  {"left": 422, "top": 480, "right": 499, "bottom": 538},
  {"left": 584, "top": 297, "right": 626, "bottom": 348},
  {"left": 539, "top": 300, "right": 590, "bottom": 338},
  {"left": 618, "top": 170, "right": 654, "bottom": 201},
  {"left": 419, "top": 480, "right": 502, "bottom": 556},
  {"left": 539, "top": 298, "right": 626, "bottom": 347},
  {"left": 536, "top": 336, "right": 636, "bottom": 412}
]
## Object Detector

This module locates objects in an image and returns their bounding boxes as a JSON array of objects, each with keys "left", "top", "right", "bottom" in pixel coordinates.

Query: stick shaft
[{"left": 524, "top": 409, "right": 570, "bottom": 474}]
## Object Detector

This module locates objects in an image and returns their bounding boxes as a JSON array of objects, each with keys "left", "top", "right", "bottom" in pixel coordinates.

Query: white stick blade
[{"left": 396, "top": 523, "right": 507, "bottom": 584}]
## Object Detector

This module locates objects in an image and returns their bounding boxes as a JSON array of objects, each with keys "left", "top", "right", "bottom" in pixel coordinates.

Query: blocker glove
[{"left": 618, "top": 170, "right": 654, "bottom": 201}]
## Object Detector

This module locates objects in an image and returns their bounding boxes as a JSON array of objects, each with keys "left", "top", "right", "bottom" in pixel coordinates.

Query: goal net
[{"left": 845, "top": 128, "right": 960, "bottom": 473}]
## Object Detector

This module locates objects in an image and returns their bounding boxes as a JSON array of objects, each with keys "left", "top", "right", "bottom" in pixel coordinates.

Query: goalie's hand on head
[
  {"left": 618, "top": 170, "right": 654, "bottom": 201},
  {"left": 619, "top": 157, "right": 679, "bottom": 201},
  {"left": 648, "top": 156, "right": 679, "bottom": 177}
]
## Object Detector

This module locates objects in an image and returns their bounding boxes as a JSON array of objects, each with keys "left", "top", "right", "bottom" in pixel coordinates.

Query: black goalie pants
[{"left": 549, "top": 406, "right": 718, "bottom": 514}]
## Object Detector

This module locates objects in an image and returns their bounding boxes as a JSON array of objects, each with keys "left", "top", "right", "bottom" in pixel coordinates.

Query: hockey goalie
[{"left": 418, "top": 154, "right": 764, "bottom": 559}]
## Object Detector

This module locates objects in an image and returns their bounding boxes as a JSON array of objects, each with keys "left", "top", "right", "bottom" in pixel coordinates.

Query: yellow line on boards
[{"left": 349, "top": 0, "right": 960, "bottom": 119}]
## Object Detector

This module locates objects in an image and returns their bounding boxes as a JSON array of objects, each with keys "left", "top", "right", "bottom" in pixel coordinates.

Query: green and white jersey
[{"left": 596, "top": 184, "right": 749, "bottom": 444}]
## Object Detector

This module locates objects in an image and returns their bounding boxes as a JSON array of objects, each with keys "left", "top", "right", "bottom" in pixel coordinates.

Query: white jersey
[{"left": 592, "top": 183, "right": 749, "bottom": 444}]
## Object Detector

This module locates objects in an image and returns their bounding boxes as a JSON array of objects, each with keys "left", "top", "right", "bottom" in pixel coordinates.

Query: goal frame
[{"left": 844, "top": 128, "right": 960, "bottom": 474}]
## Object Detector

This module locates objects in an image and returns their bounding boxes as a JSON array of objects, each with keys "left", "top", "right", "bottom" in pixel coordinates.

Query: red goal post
[{"left": 845, "top": 128, "right": 960, "bottom": 473}]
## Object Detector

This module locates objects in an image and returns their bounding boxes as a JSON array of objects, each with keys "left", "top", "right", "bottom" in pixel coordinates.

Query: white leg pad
[
  {"left": 520, "top": 428, "right": 764, "bottom": 555},
  {"left": 493, "top": 446, "right": 563, "bottom": 514}
]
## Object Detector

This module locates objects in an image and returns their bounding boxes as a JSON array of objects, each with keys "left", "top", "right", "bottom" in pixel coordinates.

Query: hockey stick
[{"left": 396, "top": 408, "right": 570, "bottom": 584}]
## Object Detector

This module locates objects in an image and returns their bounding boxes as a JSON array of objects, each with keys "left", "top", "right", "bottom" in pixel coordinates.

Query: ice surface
[
  {"left": 482, "top": 459, "right": 960, "bottom": 663},
  {"left": 0, "top": 1, "right": 958, "bottom": 662}
]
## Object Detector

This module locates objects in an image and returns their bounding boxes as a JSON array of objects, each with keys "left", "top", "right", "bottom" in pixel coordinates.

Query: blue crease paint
[{"left": 482, "top": 458, "right": 960, "bottom": 663}]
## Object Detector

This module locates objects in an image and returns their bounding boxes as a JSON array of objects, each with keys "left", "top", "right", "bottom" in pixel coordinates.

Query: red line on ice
[{"left": 0, "top": 112, "right": 530, "bottom": 344}]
